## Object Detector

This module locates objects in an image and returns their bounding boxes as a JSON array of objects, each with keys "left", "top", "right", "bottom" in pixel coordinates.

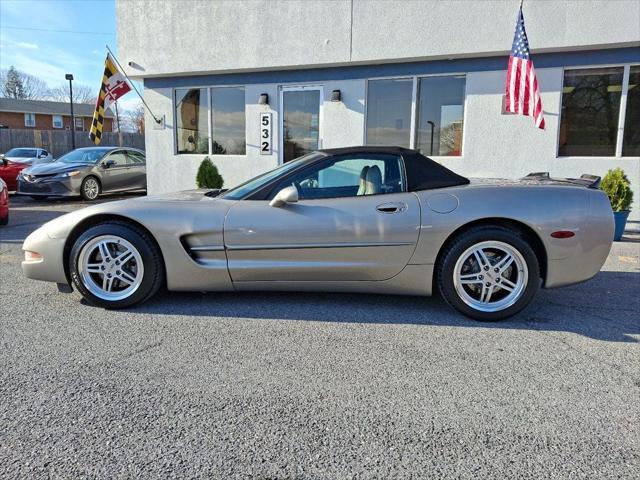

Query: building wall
[
  {"left": 0, "top": 112, "right": 113, "bottom": 132},
  {"left": 141, "top": 55, "right": 640, "bottom": 221},
  {"left": 117, "top": 0, "right": 639, "bottom": 78}
]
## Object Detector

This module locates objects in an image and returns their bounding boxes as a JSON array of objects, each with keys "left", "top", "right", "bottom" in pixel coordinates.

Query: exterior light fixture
[
  {"left": 330, "top": 89, "right": 341, "bottom": 102},
  {"left": 258, "top": 93, "right": 269, "bottom": 105}
]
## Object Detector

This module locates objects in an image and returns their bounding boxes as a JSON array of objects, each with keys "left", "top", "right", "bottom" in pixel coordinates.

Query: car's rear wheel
[
  {"left": 437, "top": 226, "right": 540, "bottom": 321},
  {"left": 0, "top": 213, "right": 7, "bottom": 226},
  {"left": 69, "top": 222, "right": 164, "bottom": 309},
  {"left": 81, "top": 176, "right": 100, "bottom": 201}
]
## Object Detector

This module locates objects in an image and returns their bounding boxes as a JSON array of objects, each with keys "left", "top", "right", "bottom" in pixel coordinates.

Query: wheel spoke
[
  {"left": 115, "top": 249, "right": 133, "bottom": 265},
  {"left": 480, "top": 284, "right": 495, "bottom": 303},
  {"left": 473, "top": 248, "right": 491, "bottom": 268},
  {"left": 119, "top": 270, "right": 136, "bottom": 284},
  {"left": 86, "top": 263, "right": 103, "bottom": 274},
  {"left": 496, "top": 254, "right": 514, "bottom": 273},
  {"left": 102, "top": 275, "right": 114, "bottom": 292},
  {"left": 500, "top": 277, "right": 517, "bottom": 291},
  {"left": 459, "top": 273, "right": 482, "bottom": 284},
  {"left": 98, "top": 242, "right": 111, "bottom": 261}
]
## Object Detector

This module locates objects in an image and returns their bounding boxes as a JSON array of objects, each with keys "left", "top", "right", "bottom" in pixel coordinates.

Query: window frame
[
  {"left": 556, "top": 63, "right": 639, "bottom": 159},
  {"left": 364, "top": 73, "right": 468, "bottom": 159},
  {"left": 24, "top": 113, "right": 36, "bottom": 127},
  {"left": 173, "top": 84, "right": 247, "bottom": 157},
  {"left": 52, "top": 115, "right": 63, "bottom": 129}
]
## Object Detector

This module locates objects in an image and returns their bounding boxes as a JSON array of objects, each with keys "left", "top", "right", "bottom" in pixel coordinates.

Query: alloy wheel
[
  {"left": 453, "top": 240, "right": 528, "bottom": 313},
  {"left": 83, "top": 178, "right": 99, "bottom": 200},
  {"left": 78, "top": 235, "right": 144, "bottom": 301}
]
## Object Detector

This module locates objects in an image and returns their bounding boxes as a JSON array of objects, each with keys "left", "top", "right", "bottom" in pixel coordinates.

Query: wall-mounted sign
[{"left": 260, "top": 112, "right": 272, "bottom": 155}]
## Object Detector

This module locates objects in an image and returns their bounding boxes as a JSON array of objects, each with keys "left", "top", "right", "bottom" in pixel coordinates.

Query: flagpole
[{"left": 105, "top": 45, "right": 162, "bottom": 124}]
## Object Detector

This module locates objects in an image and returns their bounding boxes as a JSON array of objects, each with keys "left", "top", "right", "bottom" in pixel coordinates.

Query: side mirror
[
  {"left": 102, "top": 159, "right": 115, "bottom": 169},
  {"left": 1, "top": 155, "right": 6, "bottom": 167},
  {"left": 269, "top": 185, "right": 299, "bottom": 207}
]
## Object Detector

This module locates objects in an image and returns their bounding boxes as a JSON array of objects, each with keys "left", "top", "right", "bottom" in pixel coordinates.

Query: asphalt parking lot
[{"left": 1, "top": 194, "right": 639, "bottom": 479}]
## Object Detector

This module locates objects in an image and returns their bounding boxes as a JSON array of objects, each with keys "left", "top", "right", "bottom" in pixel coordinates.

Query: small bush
[
  {"left": 601, "top": 168, "right": 633, "bottom": 212},
  {"left": 196, "top": 157, "right": 224, "bottom": 189}
]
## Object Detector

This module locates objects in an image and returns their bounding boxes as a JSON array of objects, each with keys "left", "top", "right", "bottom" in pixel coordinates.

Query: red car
[
  {"left": 0, "top": 148, "right": 53, "bottom": 191},
  {"left": 0, "top": 178, "right": 8, "bottom": 226}
]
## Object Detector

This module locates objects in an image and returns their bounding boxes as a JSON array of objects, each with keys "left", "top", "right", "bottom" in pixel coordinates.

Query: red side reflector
[{"left": 550, "top": 231, "right": 575, "bottom": 239}]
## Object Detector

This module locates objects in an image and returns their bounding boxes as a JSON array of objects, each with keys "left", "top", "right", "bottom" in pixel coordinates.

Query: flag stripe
[{"left": 504, "top": 6, "right": 545, "bottom": 129}]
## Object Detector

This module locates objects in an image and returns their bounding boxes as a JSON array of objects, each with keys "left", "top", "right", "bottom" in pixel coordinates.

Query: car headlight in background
[{"left": 59, "top": 171, "right": 81, "bottom": 178}]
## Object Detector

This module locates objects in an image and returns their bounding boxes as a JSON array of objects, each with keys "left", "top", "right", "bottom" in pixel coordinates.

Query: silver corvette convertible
[{"left": 21, "top": 147, "right": 614, "bottom": 320}]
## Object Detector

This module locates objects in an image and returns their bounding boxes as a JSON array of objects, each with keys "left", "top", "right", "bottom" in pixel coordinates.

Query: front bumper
[
  {"left": 16, "top": 176, "right": 80, "bottom": 196},
  {"left": 21, "top": 226, "right": 68, "bottom": 284}
]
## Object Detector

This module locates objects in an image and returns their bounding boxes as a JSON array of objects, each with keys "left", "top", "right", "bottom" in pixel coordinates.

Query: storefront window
[
  {"left": 175, "top": 88, "right": 208, "bottom": 154},
  {"left": 622, "top": 65, "right": 640, "bottom": 157},
  {"left": 365, "top": 78, "right": 412, "bottom": 147},
  {"left": 416, "top": 75, "right": 465, "bottom": 156},
  {"left": 558, "top": 67, "right": 624, "bottom": 156},
  {"left": 211, "top": 87, "right": 246, "bottom": 155}
]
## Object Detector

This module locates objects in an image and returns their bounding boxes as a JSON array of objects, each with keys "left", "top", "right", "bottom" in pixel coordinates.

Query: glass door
[{"left": 280, "top": 86, "right": 322, "bottom": 163}]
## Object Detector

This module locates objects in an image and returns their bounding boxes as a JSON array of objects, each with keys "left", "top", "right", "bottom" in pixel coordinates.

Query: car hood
[{"left": 24, "top": 162, "right": 91, "bottom": 175}]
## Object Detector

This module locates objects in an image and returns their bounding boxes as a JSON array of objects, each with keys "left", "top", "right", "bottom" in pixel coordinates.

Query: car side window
[
  {"left": 272, "top": 154, "right": 405, "bottom": 200},
  {"left": 126, "top": 151, "right": 145, "bottom": 165},
  {"left": 106, "top": 152, "right": 128, "bottom": 167}
]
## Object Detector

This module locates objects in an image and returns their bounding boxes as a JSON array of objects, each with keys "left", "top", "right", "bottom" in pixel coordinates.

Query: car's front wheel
[
  {"left": 69, "top": 222, "right": 164, "bottom": 309},
  {"left": 437, "top": 226, "right": 540, "bottom": 321},
  {"left": 80, "top": 176, "right": 100, "bottom": 201}
]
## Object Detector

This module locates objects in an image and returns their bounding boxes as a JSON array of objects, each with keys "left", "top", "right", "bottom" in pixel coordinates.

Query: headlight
[{"left": 59, "top": 170, "right": 81, "bottom": 178}]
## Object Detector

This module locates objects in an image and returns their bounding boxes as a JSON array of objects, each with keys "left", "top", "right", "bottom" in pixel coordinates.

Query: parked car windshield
[
  {"left": 58, "top": 149, "right": 108, "bottom": 164},
  {"left": 5, "top": 148, "right": 38, "bottom": 158},
  {"left": 222, "top": 152, "right": 325, "bottom": 200}
]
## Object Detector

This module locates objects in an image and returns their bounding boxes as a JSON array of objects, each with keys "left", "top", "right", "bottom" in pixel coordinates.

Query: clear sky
[{"left": 0, "top": 0, "right": 140, "bottom": 111}]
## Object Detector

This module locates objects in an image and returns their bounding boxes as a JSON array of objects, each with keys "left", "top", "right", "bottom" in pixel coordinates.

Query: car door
[
  {"left": 124, "top": 150, "right": 147, "bottom": 190},
  {"left": 224, "top": 153, "right": 421, "bottom": 282},
  {"left": 99, "top": 150, "right": 130, "bottom": 191}
]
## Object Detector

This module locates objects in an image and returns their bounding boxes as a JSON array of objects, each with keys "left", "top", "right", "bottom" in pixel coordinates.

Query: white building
[{"left": 116, "top": 0, "right": 640, "bottom": 221}]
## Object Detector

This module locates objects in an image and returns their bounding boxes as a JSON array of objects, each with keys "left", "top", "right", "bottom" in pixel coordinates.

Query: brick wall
[{"left": 0, "top": 112, "right": 113, "bottom": 132}]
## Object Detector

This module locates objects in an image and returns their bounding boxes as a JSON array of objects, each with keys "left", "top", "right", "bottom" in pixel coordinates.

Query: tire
[
  {"left": 436, "top": 226, "right": 540, "bottom": 321},
  {"left": 80, "top": 176, "right": 101, "bottom": 201},
  {"left": 69, "top": 222, "right": 164, "bottom": 309},
  {"left": 0, "top": 214, "right": 7, "bottom": 226}
]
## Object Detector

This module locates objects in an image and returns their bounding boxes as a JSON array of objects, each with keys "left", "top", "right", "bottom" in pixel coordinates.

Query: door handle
[{"left": 376, "top": 202, "right": 407, "bottom": 214}]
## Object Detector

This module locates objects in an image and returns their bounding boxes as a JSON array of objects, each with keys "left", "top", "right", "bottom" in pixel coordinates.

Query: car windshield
[
  {"left": 222, "top": 152, "right": 325, "bottom": 200},
  {"left": 6, "top": 148, "right": 37, "bottom": 157},
  {"left": 57, "top": 149, "right": 108, "bottom": 164}
]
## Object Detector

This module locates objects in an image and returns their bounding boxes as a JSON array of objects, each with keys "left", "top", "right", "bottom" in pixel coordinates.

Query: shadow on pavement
[{"left": 120, "top": 270, "right": 639, "bottom": 343}]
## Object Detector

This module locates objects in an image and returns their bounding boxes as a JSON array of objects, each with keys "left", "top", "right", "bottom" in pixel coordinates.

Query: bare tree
[
  {"left": 48, "top": 83, "right": 96, "bottom": 104},
  {"left": 0, "top": 66, "right": 49, "bottom": 100},
  {"left": 122, "top": 104, "right": 145, "bottom": 133}
]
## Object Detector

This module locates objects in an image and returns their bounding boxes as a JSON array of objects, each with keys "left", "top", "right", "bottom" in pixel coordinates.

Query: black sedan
[{"left": 17, "top": 147, "right": 146, "bottom": 200}]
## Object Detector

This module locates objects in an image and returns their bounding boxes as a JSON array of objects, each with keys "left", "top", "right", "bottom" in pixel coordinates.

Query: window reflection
[
  {"left": 365, "top": 79, "right": 412, "bottom": 147},
  {"left": 623, "top": 65, "right": 640, "bottom": 157},
  {"left": 283, "top": 89, "right": 320, "bottom": 162},
  {"left": 559, "top": 68, "right": 624, "bottom": 156},
  {"left": 175, "top": 88, "right": 208, "bottom": 154},
  {"left": 416, "top": 75, "right": 465, "bottom": 156},
  {"left": 211, "top": 87, "right": 246, "bottom": 155}
]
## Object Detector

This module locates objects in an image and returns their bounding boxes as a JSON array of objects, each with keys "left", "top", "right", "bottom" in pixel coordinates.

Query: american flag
[{"left": 505, "top": 6, "right": 545, "bottom": 129}]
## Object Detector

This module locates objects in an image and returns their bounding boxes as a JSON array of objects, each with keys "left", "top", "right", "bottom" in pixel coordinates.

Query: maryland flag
[{"left": 90, "top": 53, "right": 131, "bottom": 144}]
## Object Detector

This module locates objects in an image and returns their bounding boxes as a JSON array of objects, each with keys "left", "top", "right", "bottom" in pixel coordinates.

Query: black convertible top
[{"left": 319, "top": 146, "right": 470, "bottom": 191}]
